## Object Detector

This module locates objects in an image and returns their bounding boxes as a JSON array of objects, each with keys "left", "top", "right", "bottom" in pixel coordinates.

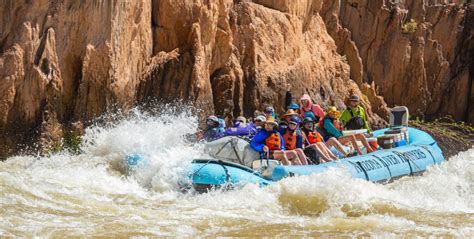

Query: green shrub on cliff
[{"left": 49, "top": 132, "right": 82, "bottom": 155}]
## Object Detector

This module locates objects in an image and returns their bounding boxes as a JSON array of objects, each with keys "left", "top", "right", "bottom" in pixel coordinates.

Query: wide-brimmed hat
[
  {"left": 265, "top": 117, "right": 278, "bottom": 125},
  {"left": 281, "top": 109, "right": 298, "bottom": 119}
]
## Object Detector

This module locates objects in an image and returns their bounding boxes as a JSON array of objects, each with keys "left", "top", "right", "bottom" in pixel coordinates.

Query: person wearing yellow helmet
[
  {"left": 318, "top": 106, "right": 375, "bottom": 157},
  {"left": 318, "top": 106, "right": 343, "bottom": 140}
]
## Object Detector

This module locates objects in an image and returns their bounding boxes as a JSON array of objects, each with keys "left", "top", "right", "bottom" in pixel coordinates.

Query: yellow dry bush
[{"left": 402, "top": 19, "right": 417, "bottom": 34}]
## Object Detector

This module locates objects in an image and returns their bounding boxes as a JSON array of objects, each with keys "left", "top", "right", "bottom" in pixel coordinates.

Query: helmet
[
  {"left": 236, "top": 116, "right": 247, "bottom": 123},
  {"left": 255, "top": 115, "right": 266, "bottom": 122},
  {"left": 287, "top": 103, "right": 299, "bottom": 110},
  {"left": 327, "top": 106, "right": 341, "bottom": 118},
  {"left": 264, "top": 106, "right": 275, "bottom": 113},
  {"left": 289, "top": 115, "right": 300, "bottom": 124},
  {"left": 303, "top": 117, "right": 314, "bottom": 123},
  {"left": 207, "top": 115, "right": 219, "bottom": 123}
]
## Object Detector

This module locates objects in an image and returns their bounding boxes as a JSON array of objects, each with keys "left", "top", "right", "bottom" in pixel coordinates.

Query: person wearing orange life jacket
[
  {"left": 301, "top": 117, "right": 338, "bottom": 162},
  {"left": 319, "top": 107, "right": 375, "bottom": 157},
  {"left": 278, "top": 116, "right": 308, "bottom": 165},
  {"left": 250, "top": 117, "right": 291, "bottom": 165},
  {"left": 250, "top": 117, "right": 304, "bottom": 165}
]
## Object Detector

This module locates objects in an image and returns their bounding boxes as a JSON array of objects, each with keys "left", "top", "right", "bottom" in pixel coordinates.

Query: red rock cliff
[
  {"left": 321, "top": 0, "right": 473, "bottom": 122},
  {"left": 0, "top": 0, "right": 471, "bottom": 157}
]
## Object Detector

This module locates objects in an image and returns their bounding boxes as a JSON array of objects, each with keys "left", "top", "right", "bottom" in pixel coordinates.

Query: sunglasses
[{"left": 289, "top": 122, "right": 298, "bottom": 126}]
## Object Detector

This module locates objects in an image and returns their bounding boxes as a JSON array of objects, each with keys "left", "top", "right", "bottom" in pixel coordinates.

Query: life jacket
[
  {"left": 318, "top": 116, "right": 343, "bottom": 141},
  {"left": 345, "top": 107, "right": 365, "bottom": 130},
  {"left": 302, "top": 129, "right": 323, "bottom": 145},
  {"left": 302, "top": 106, "right": 320, "bottom": 123},
  {"left": 265, "top": 132, "right": 281, "bottom": 151},
  {"left": 282, "top": 129, "right": 297, "bottom": 150}
]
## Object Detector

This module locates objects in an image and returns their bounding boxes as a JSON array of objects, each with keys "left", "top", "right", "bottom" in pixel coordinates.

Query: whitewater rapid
[{"left": 1, "top": 110, "right": 473, "bottom": 237}]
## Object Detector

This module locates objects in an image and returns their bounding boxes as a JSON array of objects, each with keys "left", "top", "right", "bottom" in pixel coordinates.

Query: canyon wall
[
  {"left": 0, "top": 0, "right": 471, "bottom": 157},
  {"left": 321, "top": 0, "right": 473, "bottom": 121}
]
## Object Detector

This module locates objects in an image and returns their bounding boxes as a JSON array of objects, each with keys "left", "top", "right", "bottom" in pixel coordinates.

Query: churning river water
[{"left": 1, "top": 110, "right": 473, "bottom": 237}]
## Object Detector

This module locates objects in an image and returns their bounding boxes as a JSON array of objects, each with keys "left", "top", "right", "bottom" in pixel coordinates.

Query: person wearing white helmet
[
  {"left": 198, "top": 115, "right": 223, "bottom": 142},
  {"left": 253, "top": 115, "right": 266, "bottom": 129}
]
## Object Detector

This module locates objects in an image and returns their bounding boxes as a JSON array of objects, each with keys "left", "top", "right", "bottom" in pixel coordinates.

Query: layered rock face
[
  {"left": 0, "top": 0, "right": 471, "bottom": 157},
  {"left": 321, "top": 0, "right": 473, "bottom": 122},
  {"left": 0, "top": 0, "right": 153, "bottom": 155}
]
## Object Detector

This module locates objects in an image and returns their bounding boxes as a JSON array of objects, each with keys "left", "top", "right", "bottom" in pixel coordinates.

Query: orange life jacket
[
  {"left": 265, "top": 132, "right": 281, "bottom": 151},
  {"left": 282, "top": 130, "right": 297, "bottom": 150},
  {"left": 303, "top": 130, "right": 323, "bottom": 145}
]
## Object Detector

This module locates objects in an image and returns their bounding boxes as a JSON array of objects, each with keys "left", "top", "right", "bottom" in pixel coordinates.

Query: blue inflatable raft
[{"left": 189, "top": 127, "right": 444, "bottom": 191}]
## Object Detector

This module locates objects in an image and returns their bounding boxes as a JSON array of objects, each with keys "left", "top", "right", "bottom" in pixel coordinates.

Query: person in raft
[
  {"left": 300, "top": 117, "right": 338, "bottom": 162},
  {"left": 250, "top": 117, "right": 304, "bottom": 165},
  {"left": 279, "top": 109, "right": 299, "bottom": 129},
  {"left": 263, "top": 106, "right": 276, "bottom": 119},
  {"left": 198, "top": 115, "right": 225, "bottom": 142},
  {"left": 287, "top": 102, "right": 301, "bottom": 114},
  {"left": 339, "top": 95, "right": 371, "bottom": 132},
  {"left": 253, "top": 115, "right": 267, "bottom": 130},
  {"left": 299, "top": 94, "right": 325, "bottom": 123},
  {"left": 278, "top": 116, "right": 308, "bottom": 165},
  {"left": 224, "top": 116, "right": 257, "bottom": 138},
  {"left": 319, "top": 107, "right": 375, "bottom": 157}
]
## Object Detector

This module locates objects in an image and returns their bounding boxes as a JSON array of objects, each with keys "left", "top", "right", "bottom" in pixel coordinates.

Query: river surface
[{"left": 1, "top": 111, "right": 473, "bottom": 237}]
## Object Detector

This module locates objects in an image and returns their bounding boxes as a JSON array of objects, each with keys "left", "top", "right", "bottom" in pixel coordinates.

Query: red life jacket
[
  {"left": 265, "top": 133, "right": 281, "bottom": 151},
  {"left": 303, "top": 130, "right": 323, "bottom": 145},
  {"left": 282, "top": 130, "right": 297, "bottom": 150}
]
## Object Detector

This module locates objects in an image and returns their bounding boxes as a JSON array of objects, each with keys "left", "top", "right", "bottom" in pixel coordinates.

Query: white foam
[{"left": 1, "top": 108, "right": 473, "bottom": 236}]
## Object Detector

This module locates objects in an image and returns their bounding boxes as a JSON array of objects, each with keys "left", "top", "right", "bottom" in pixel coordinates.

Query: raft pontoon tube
[{"left": 189, "top": 127, "right": 444, "bottom": 190}]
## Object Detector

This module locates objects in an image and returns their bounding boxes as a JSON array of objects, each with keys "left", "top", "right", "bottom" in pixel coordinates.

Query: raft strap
[
  {"left": 393, "top": 150, "right": 423, "bottom": 175},
  {"left": 356, "top": 161, "right": 369, "bottom": 181},
  {"left": 371, "top": 155, "right": 392, "bottom": 179},
  {"left": 217, "top": 160, "right": 231, "bottom": 183},
  {"left": 419, "top": 145, "right": 437, "bottom": 164}
]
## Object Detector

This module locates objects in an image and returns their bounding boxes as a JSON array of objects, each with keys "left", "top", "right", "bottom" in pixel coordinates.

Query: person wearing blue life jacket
[
  {"left": 278, "top": 116, "right": 308, "bottom": 165},
  {"left": 250, "top": 117, "right": 303, "bottom": 165},
  {"left": 224, "top": 116, "right": 257, "bottom": 138},
  {"left": 198, "top": 115, "right": 224, "bottom": 142}
]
